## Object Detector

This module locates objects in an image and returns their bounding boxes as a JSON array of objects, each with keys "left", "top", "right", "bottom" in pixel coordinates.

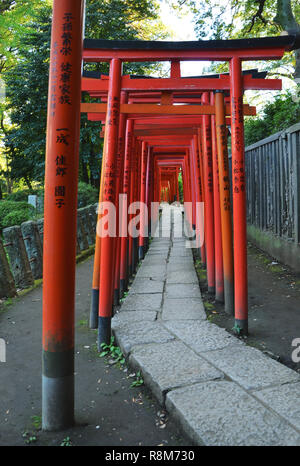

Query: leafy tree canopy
[
  {"left": 0, "top": 0, "right": 50, "bottom": 73},
  {"left": 1, "top": 0, "right": 168, "bottom": 189},
  {"left": 244, "top": 90, "right": 300, "bottom": 146},
  {"left": 169, "top": 0, "right": 300, "bottom": 79}
]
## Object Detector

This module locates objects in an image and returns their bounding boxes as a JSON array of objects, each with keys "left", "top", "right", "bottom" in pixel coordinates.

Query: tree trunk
[
  {"left": 81, "top": 159, "right": 89, "bottom": 184},
  {"left": 274, "top": 0, "right": 300, "bottom": 79},
  {"left": 24, "top": 177, "right": 33, "bottom": 191}
]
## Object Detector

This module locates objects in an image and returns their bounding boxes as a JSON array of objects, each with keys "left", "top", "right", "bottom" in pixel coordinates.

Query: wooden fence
[{"left": 244, "top": 122, "right": 300, "bottom": 270}]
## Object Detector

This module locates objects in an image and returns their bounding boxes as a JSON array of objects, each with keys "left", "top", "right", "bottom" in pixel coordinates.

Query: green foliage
[
  {"left": 31, "top": 415, "right": 42, "bottom": 430},
  {"left": 60, "top": 437, "right": 72, "bottom": 447},
  {"left": 2, "top": 209, "right": 31, "bottom": 229},
  {"left": 130, "top": 370, "right": 144, "bottom": 388},
  {"left": 22, "top": 431, "right": 37, "bottom": 444},
  {"left": 99, "top": 336, "right": 125, "bottom": 365},
  {"left": 170, "top": 0, "right": 299, "bottom": 80},
  {"left": 0, "top": 200, "right": 34, "bottom": 219},
  {"left": 0, "top": 0, "right": 49, "bottom": 73},
  {"left": 244, "top": 90, "right": 300, "bottom": 146},
  {"left": 171, "top": 0, "right": 299, "bottom": 41},
  {"left": 77, "top": 181, "right": 99, "bottom": 208},
  {"left": 0, "top": 200, "right": 35, "bottom": 229},
  {"left": 3, "top": 6, "right": 51, "bottom": 185},
  {"left": 5, "top": 187, "right": 43, "bottom": 202},
  {"left": 2, "top": 0, "right": 166, "bottom": 188},
  {"left": 3, "top": 182, "right": 96, "bottom": 208},
  {"left": 178, "top": 171, "right": 183, "bottom": 202}
]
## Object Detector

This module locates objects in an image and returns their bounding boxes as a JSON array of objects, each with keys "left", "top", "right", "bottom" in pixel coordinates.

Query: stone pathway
[{"left": 112, "top": 204, "right": 300, "bottom": 446}]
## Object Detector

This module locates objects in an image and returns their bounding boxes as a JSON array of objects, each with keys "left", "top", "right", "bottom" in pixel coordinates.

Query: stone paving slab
[
  {"left": 166, "top": 263, "right": 195, "bottom": 273},
  {"left": 253, "top": 382, "right": 300, "bottom": 431},
  {"left": 147, "top": 250, "right": 169, "bottom": 258},
  {"left": 112, "top": 310, "right": 157, "bottom": 326},
  {"left": 130, "top": 341, "right": 224, "bottom": 404},
  {"left": 114, "top": 321, "right": 174, "bottom": 355},
  {"left": 164, "top": 320, "right": 244, "bottom": 352},
  {"left": 135, "top": 264, "right": 166, "bottom": 280},
  {"left": 166, "top": 381, "right": 300, "bottom": 446},
  {"left": 149, "top": 244, "right": 170, "bottom": 250},
  {"left": 166, "top": 269, "right": 198, "bottom": 284},
  {"left": 167, "top": 256, "right": 192, "bottom": 264},
  {"left": 121, "top": 292, "right": 162, "bottom": 311},
  {"left": 142, "top": 256, "right": 168, "bottom": 266},
  {"left": 128, "top": 278, "right": 164, "bottom": 294},
  {"left": 169, "top": 250, "right": 192, "bottom": 258},
  {"left": 162, "top": 297, "right": 206, "bottom": 321},
  {"left": 165, "top": 283, "right": 201, "bottom": 299},
  {"left": 202, "top": 344, "right": 300, "bottom": 390}
]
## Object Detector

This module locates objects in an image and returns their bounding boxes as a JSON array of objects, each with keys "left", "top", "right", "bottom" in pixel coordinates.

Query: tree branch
[{"left": 247, "top": 0, "right": 268, "bottom": 33}]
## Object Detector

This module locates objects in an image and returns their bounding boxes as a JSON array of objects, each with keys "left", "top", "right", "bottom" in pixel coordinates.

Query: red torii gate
[
  {"left": 42, "top": 0, "right": 300, "bottom": 431},
  {"left": 82, "top": 71, "right": 266, "bottom": 321}
]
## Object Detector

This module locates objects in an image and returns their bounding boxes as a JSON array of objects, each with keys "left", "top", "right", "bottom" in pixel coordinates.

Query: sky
[{"left": 158, "top": 1, "right": 211, "bottom": 77}]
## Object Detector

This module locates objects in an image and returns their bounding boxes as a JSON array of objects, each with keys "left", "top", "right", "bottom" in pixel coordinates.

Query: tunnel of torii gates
[{"left": 41, "top": 0, "right": 300, "bottom": 431}]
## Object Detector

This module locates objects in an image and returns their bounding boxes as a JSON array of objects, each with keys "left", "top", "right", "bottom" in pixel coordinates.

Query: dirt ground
[
  {"left": 195, "top": 242, "right": 300, "bottom": 372},
  {"left": 0, "top": 256, "right": 191, "bottom": 447}
]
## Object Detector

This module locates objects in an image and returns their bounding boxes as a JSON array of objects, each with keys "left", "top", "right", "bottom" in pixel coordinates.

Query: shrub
[
  {"left": 77, "top": 181, "right": 98, "bottom": 207},
  {"left": 5, "top": 190, "right": 31, "bottom": 202},
  {"left": 244, "top": 90, "right": 300, "bottom": 147},
  {"left": 2, "top": 210, "right": 32, "bottom": 229},
  {"left": 6, "top": 188, "right": 44, "bottom": 202},
  {"left": 0, "top": 201, "right": 35, "bottom": 229}
]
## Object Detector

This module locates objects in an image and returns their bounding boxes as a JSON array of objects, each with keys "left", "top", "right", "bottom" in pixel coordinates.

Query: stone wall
[{"left": 0, "top": 203, "right": 98, "bottom": 298}]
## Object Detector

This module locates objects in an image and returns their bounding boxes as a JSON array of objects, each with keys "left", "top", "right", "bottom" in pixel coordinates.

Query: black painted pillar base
[
  {"left": 89, "top": 288, "right": 99, "bottom": 329},
  {"left": 42, "top": 348, "right": 74, "bottom": 431},
  {"left": 97, "top": 316, "right": 111, "bottom": 351},
  {"left": 138, "top": 245, "right": 144, "bottom": 261},
  {"left": 224, "top": 281, "right": 234, "bottom": 316},
  {"left": 128, "top": 263, "right": 133, "bottom": 277},
  {"left": 207, "top": 286, "right": 216, "bottom": 295},
  {"left": 132, "top": 238, "right": 138, "bottom": 272},
  {"left": 113, "top": 288, "right": 120, "bottom": 307},
  {"left": 120, "top": 278, "right": 127, "bottom": 298}
]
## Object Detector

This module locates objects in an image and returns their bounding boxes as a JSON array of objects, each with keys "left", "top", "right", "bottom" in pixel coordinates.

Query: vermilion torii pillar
[
  {"left": 98, "top": 58, "right": 122, "bottom": 347},
  {"left": 139, "top": 141, "right": 148, "bottom": 260},
  {"left": 215, "top": 91, "right": 234, "bottom": 315},
  {"left": 230, "top": 57, "right": 248, "bottom": 334},
  {"left": 42, "top": 0, "right": 85, "bottom": 431}
]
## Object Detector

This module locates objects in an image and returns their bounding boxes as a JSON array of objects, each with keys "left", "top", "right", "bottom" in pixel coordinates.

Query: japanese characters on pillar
[
  {"left": 103, "top": 101, "right": 119, "bottom": 203},
  {"left": 52, "top": 12, "right": 74, "bottom": 210},
  {"left": 42, "top": 0, "right": 84, "bottom": 432},
  {"left": 230, "top": 56, "right": 248, "bottom": 335},
  {"left": 120, "top": 119, "right": 133, "bottom": 294},
  {"left": 98, "top": 58, "right": 122, "bottom": 348},
  {"left": 211, "top": 93, "right": 224, "bottom": 303},
  {"left": 231, "top": 99, "right": 246, "bottom": 197},
  {"left": 202, "top": 92, "right": 215, "bottom": 294},
  {"left": 215, "top": 91, "right": 234, "bottom": 315}
]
